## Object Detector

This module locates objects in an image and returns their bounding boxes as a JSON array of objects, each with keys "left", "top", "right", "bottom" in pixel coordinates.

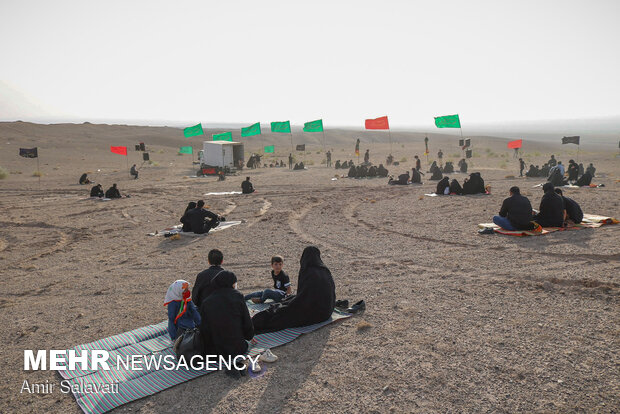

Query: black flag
[
  {"left": 465, "top": 149, "right": 472, "bottom": 159},
  {"left": 458, "top": 139, "right": 464, "bottom": 146},
  {"left": 296, "top": 144, "right": 305, "bottom": 151},
  {"left": 19, "top": 148, "right": 38, "bottom": 158},
  {"left": 562, "top": 136, "right": 580, "bottom": 145}
]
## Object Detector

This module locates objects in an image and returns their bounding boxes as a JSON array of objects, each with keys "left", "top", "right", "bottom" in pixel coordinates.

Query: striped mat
[
  {"left": 478, "top": 213, "right": 618, "bottom": 236},
  {"left": 58, "top": 304, "right": 350, "bottom": 414}
]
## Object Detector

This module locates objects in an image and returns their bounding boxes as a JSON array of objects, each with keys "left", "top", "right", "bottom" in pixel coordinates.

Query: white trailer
[{"left": 198, "top": 141, "right": 244, "bottom": 169}]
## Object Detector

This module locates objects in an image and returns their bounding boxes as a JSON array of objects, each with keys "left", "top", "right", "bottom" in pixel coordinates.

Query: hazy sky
[{"left": 1, "top": 0, "right": 619, "bottom": 127}]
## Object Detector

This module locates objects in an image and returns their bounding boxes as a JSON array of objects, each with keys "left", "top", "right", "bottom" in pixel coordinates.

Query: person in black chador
[
  {"left": 288, "top": 153, "right": 293, "bottom": 169},
  {"left": 435, "top": 176, "right": 450, "bottom": 195},
  {"left": 519, "top": 158, "right": 525, "bottom": 177},
  {"left": 334, "top": 160, "right": 341, "bottom": 169},
  {"left": 241, "top": 177, "right": 255, "bottom": 194},
  {"left": 105, "top": 184, "right": 121, "bottom": 199},
  {"left": 367, "top": 166, "right": 377, "bottom": 177},
  {"left": 547, "top": 168, "right": 567, "bottom": 187},
  {"left": 90, "top": 184, "right": 104, "bottom": 197},
  {"left": 181, "top": 200, "right": 224, "bottom": 234},
  {"left": 411, "top": 168, "right": 422, "bottom": 184},
  {"left": 493, "top": 186, "right": 534, "bottom": 231},
  {"left": 443, "top": 161, "right": 454, "bottom": 174},
  {"left": 79, "top": 173, "right": 91, "bottom": 185},
  {"left": 252, "top": 246, "right": 335, "bottom": 334},
  {"left": 377, "top": 164, "right": 388, "bottom": 177},
  {"left": 199, "top": 270, "right": 254, "bottom": 379},
  {"left": 533, "top": 183, "right": 565, "bottom": 227},
  {"left": 192, "top": 249, "right": 225, "bottom": 308},
  {"left": 567, "top": 159, "right": 579, "bottom": 182},
  {"left": 449, "top": 178, "right": 463, "bottom": 195},
  {"left": 462, "top": 172, "right": 485, "bottom": 194},
  {"left": 348, "top": 165, "right": 357, "bottom": 178},
  {"left": 458, "top": 158, "right": 468, "bottom": 173},
  {"left": 415, "top": 155, "right": 421, "bottom": 171},
  {"left": 430, "top": 163, "right": 443, "bottom": 180},
  {"left": 555, "top": 188, "right": 583, "bottom": 224},
  {"left": 576, "top": 171, "right": 592, "bottom": 187},
  {"left": 180, "top": 202, "right": 197, "bottom": 232},
  {"left": 586, "top": 163, "right": 596, "bottom": 177}
]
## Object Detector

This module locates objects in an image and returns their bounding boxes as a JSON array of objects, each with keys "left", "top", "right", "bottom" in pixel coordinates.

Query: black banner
[
  {"left": 562, "top": 136, "right": 580, "bottom": 145},
  {"left": 296, "top": 144, "right": 305, "bottom": 151},
  {"left": 19, "top": 147, "right": 38, "bottom": 158},
  {"left": 465, "top": 149, "right": 472, "bottom": 159},
  {"left": 459, "top": 139, "right": 464, "bottom": 146},
  {"left": 143, "top": 153, "right": 150, "bottom": 161}
]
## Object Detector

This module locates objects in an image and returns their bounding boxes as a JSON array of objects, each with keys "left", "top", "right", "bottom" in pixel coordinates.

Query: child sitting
[
  {"left": 164, "top": 280, "right": 201, "bottom": 341},
  {"left": 244, "top": 256, "right": 291, "bottom": 303}
]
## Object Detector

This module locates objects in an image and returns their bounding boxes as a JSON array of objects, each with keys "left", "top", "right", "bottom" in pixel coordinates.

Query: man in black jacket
[
  {"left": 181, "top": 200, "right": 224, "bottom": 234},
  {"left": 493, "top": 186, "right": 534, "bottom": 230},
  {"left": 533, "top": 183, "right": 565, "bottom": 227},
  {"left": 241, "top": 177, "right": 255, "bottom": 194},
  {"left": 90, "top": 184, "right": 104, "bottom": 198},
  {"left": 555, "top": 188, "right": 583, "bottom": 224},
  {"left": 192, "top": 249, "right": 225, "bottom": 309},
  {"left": 105, "top": 184, "right": 121, "bottom": 199}
]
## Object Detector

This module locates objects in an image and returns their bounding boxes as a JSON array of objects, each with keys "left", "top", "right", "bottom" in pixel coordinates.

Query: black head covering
[
  {"left": 542, "top": 182, "right": 555, "bottom": 193},
  {"left": 185, "top": 202, "right": 197, "bottom": 213},
  {"left": 212, "top": 270, "right": 237, "bottom": 289},
  {"left": 299, "top": 246, "right": 328, "bottom": 273}
]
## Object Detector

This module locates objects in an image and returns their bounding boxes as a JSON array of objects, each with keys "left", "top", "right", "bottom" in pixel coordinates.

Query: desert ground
[{"left": 0, "top": 121, "right": 619, "bottom": 413}]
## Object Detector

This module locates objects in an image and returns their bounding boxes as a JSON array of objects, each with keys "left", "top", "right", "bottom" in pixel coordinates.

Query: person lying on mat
[
  {"left": 180, "top": 201, "right": 197, "bottom": 232},
  {"left": 105, "top": 183, "right": 121, "bottom": 199},
  {"left": 532, "top": 183, "right": 565, "bottom": 227},
  {"left": 555, "top": 188, "right": 583, "bottom": 224},
  {"left": 493, "top": 186, "right": 534, "bottom": 230},
  {"left": 193, "top": 249, "right": 225, "bottom": 308},
  {"left": 181, "top": 200, "right": 225, "bottom": 234},
  {"left": 252, "top": 246, "right": 335, "bottom": 334},
  {"left": 90, "top": 184, "right": 104, "bottom": 198},
  {"left": 164, "top": 280, "right": 201, "bottom": 341},
  {"left": 199, "top": 270, "right": 254, "bottom": 379},
  {"left": 244, "top": 255, "right": 292, "bottom": 304}
]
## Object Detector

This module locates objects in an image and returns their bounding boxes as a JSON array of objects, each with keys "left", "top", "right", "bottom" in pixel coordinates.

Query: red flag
[
  {"left": 111, "top": 146, "right": 127, "bottom": 155},
  {"left": 365, "top": 116, "right": 389, "bottom": 130},
  {"left": 507, "top": 139, "right": 522, "bottom": 149}
]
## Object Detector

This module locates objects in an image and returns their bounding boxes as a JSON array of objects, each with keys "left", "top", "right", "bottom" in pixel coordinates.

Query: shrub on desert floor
[{"left": 0, "top": 166, "right": 8, "bottom": 179}]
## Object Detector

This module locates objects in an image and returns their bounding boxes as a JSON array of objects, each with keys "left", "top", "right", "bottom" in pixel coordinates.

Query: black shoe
[
  {"left": 335, "top": 299, "right": 349, "bottom": 309},
  {"left": 346, "top": 300, "right": 365, "bottom": 314},
  {"left": 478, "top": 227, "right": 495, "bottom": 235}
]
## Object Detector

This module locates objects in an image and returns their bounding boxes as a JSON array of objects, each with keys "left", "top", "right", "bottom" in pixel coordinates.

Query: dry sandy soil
[{"left": 0, "top": 122, "right": 619, "bottom": 413}]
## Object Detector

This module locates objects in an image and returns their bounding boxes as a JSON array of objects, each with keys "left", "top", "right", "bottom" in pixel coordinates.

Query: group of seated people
[
  {"left": 492, "top": 183, "right": 583, "bottom": 230},
  {"left": 90, "top": 183, "right": 122, "bottom": 199},
  {"left": 334, "top": 160, "right": 354, "bottom": 169},
  {"left": 348, "top": 163, "right": 388, "bottom": 178},
  {"left": 387, "top": 168, "right": 423, "bottom": 185},
  {"left": 165, "top": 247, "right": 336, "bottom": 378},
  {"left": 293, "top": 162, "right": 306, "bottom": 170},
  {"left": 180, "top": 200, "right": 226, "bottom": 234},
  {"left": 434, "top": 172, "right": 486, "bottom": 195},
  {"left": 525, "top": 155, "right": 596, "bottom": 187}
]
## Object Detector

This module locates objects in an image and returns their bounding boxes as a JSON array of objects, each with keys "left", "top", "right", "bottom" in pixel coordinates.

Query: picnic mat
[
  {"left": 58, "top": 304, "right": 350, "bottom": 414},
  {"left": 424, "top": 192, "right": 490, "bottom": 197},
  {"left": 147, "top": 220, "right": 242, "bottom": 237},
  {"left": 204, "top": 191, "right": 242, "bottom": 196},
  {"left": 532, "top": 183, "right": 602, "bottom": 188},
  {"left": 478, "top": 214, "right": 619, "bottom": 236}
]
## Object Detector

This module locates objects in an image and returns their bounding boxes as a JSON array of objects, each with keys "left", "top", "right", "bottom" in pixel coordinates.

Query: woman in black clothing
[
  {"left": 199, "top": 271, "right": 254, "bottom": 376},
  {"left": 252, "top": 246, "right": 335, "bottom": 334}
]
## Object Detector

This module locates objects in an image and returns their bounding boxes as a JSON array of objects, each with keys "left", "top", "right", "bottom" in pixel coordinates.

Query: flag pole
[
  {"left": 36, "top": 155, "right": 41, "bottom": 190},
  {"left": 322, "top": 128, "right": 326, "bottom": 153},
  {"left": 290, "top": 131, "right": 294, "bottom": 153},
  {"left": 388, "top": 129, "right": 393, "bottom": 156}
]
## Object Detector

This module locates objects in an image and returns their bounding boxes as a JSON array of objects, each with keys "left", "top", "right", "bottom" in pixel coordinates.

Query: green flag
[
  {"left": 241, "top": 122, "right": 261, "bottom": 137},
  {"left": 213, "top": 131, "right": 233, "bottom": 141},
  {"left": 179, "top": 146, "right": 193, "bottom": 154},
  {"left": 264, "top": 145, "right": 275, "bottom": 153},
  {"left": 271, "top": 121, "right": 291, "bottom": 133},
  {"left": 183, "top": 123, "right": 204, "bottom": 137},
  {"left": 434, "top": 114, "right": 461, "bottom": 128},
  {"left": 303, "top": 119, "right": 323, "bottom": 132}
]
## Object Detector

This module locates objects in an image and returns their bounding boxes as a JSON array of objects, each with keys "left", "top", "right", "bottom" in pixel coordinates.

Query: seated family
[
  {"left": 164, "top": 247, "right": 336, "bottom": 378},
  {"left": 89, "top": 183, "right": 122, "bottom": 198},
  {"left": 180, "top": 200, "right": 226, "bottom": 234},
  {"left": 434, "top": 172, "right": 486, "bottom": 195},
  {"left": 244, "top": 255, "right": 292, "bottom": 303},
  {"left": 492, "top": 183, "right": 583, "bottom": 230}
]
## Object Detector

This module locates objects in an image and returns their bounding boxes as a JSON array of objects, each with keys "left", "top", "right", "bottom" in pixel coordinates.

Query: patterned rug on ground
[
  {"left": 58, "top": 304, "right": 350, "bottom": 414},
  {"left": 477, "top": 213, "right": 619, "bottom": 236}
]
